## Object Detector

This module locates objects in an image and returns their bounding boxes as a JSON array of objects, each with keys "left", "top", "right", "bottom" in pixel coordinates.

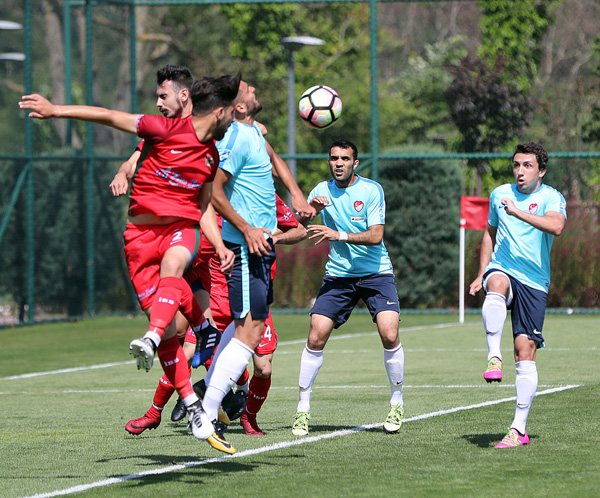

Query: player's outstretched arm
[
  {"left": 19, "top": 94, "right": 139, "bottom": 135},
  {"left": 198, "top": 191, "right": 235, "bottom": 275},
  {"left": 273, "top": 224, "right": 308, "bottom": 245},
  {"left": 109, "top": 149, "right": 140, "bottom": 196},
  {"left": 469, "top": 223, "right": 496, "bottom": 295},
  {"left": 308, "top": 224, "right": 384, "bottom": 246},
  {"left": 266, "top": 140, "right": 316, "bottom": 221}
]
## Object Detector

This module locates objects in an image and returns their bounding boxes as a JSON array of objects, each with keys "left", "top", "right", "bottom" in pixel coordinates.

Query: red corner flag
[{"left": 460, "top": 196, "right": 489, "bottom": 230}]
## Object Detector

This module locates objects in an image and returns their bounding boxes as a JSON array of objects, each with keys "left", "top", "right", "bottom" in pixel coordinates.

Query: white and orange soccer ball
[{"left": 298, "top": 85, "right": 342, "bottom": 129}]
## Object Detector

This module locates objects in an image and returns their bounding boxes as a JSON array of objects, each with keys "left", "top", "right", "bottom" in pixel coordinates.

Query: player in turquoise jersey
[
  {"left": 292, "top": 139, "right": 405, "bottom": 437},
  {"left": 200, "top": 80, "right": 315, "bottom": 454},
  {"left": 469, "top": 142, "right": 566, "bottom": 448}
]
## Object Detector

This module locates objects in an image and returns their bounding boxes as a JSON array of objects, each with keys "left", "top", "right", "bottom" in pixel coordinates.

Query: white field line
[
  {"left": 20, "top": 384, "right": 580, "bottom": 498},
  {"left": 0, "top": 384, "right": 571, "bottom": 396},
  {"left": 0, "top": 322, "right": 465, "bottom": 382}
]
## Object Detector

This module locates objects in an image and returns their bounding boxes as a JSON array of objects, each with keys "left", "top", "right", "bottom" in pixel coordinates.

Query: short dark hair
[
  {"left": 191, "top": 73, "right": 241, "bottom": 116},
  {"left": 329, "top": 139, "right": 358, "bottom": 161},
  {"left": 513, "top": 142, "right": 548, "bottom": 171},
  {"left": 156, "top": 65, "right": 193, "bottom": 92}
]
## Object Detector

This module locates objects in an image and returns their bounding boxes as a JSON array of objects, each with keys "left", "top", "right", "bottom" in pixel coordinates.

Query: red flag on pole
[{"left": 460, "top": 196, "right": 489, "bottom": 230}]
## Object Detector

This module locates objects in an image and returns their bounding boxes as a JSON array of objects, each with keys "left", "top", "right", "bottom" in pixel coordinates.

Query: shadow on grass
[{"left": 460, "top": 433, "right": 538, "bottom": 448}]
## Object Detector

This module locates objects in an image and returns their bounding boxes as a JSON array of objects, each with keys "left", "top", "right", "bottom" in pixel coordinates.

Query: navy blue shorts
[
  {"left": 225, "top": 240, "right": 275, "bottom": 321},
  {"left": 483, "top": 269, "right": 547, "bottom": 347},
  {"left": 310, "top": 273, "right": 400, "bottom": 329}
]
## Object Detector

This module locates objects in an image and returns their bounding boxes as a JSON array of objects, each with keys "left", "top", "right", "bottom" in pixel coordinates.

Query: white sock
[
  {"left": 384, "top": 343, "right": 404, "bottom": 407},
  {"left": 203, "top": 321, "right": 235, "bottom": 387},
  {"left": 482, "top": 292, "right": 506, "bottom": 361},
  {"left": 297, "top": 346, "right": 324, "bottom": 412},
  {"left": 511, "top": 361, "right": 538, "bottom": 435},
  {"left": 202, "top": 338, "right": 253, "bottom": 421}
]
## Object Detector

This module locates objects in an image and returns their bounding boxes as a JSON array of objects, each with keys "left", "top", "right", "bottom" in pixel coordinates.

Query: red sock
[
  {"left": 148, "top": 277, "right": 183, "bottom": 338},
  {"left": 236, "top": 368, "right": 250, "bottom": 387},
  {"left": 246, "top": 374, "right": 271, "bottom": 415},
  {"left": 145, "top": 404, "right": 162, "bottom": 420},
  {"left": 152, "top": 374, "right": 176, "bottom": 410},
  {"left": 157, "top": 336, "right": 194, "bottom": 399},
  {"left": 179, "top": 279, "right": 205, "bottom": 330}
]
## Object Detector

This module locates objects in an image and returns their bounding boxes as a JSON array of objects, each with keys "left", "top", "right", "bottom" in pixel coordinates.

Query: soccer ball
[{"left": 298, "top": 85, "right": 342, "bottom": 129}]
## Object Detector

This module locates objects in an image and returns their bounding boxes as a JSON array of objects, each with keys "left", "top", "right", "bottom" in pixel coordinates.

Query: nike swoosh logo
[
  {"left": 170, "top": 149, "right": 183, "bottom": 154},
  {"left": 387, "top": 301, "right": 396, "bottom": 305},
  {"left": 258, "top": 343, "right": 269, "bottom": 348}
]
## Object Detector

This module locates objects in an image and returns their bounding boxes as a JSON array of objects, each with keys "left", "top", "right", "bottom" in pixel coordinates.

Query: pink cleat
[
  {"left": 495, "top": 428, "right": 530, "bottom": 448},
  {"left": 484, "top": 357, "right": 503, "bottom": 383}
]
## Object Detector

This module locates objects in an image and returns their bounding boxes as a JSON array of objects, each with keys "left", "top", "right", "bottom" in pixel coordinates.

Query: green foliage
[
  {"left": 379, "top": 145, "right": 462, "bottom": 308},
  {"left": 477, "top": 0, "right": 558, "bottom": 89},
  {"left": 381, "top": 36, "right": 467, "bottom": 149}
]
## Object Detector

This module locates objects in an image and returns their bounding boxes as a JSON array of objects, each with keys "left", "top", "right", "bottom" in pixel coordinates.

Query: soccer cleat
[
  {"left": 222, "top": 390, "right": 247, "bottom": 422},
  {"left": 171, "top": 397, "right": 187, "bottom": 422},
  {"left": 495, "top": 428, "right": 530, "bottom": 448},
  {"left": 292, "top": 411, "right": 310, "bottom": 436},
  {"left": 383, "top": 405, "right": 404, "bottom": 434},
  {"left": 187, "top": 403, "right": 214, "bottom": 440},
  {"left": 129, "top": 337, "right": 156, "bottom": 372},
  {"left": 206, "top": 419, "right": 236, "bottom": 454},
  {"left": 484, "top": 357, "right": 503, "bottom": 383},
  {"left": 125, "top": 413, "right": 161, "bottom": 435},
  {"left": 192, "top": 379, "right": 231, "bottom": 426},
  {"left": 240, "top": 412, "right": 264, "bottom": 436}
]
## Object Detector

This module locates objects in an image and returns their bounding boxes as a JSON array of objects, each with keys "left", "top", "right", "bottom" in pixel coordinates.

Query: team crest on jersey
[
  {"left": 529, "top": 203, "right": 538, "bottom": 214},
  {"left": 205, "top": 155, "right": 215, "bottom": 170},
  {"left": 354, "top": 201, "right": 364, "bottom": 212}
]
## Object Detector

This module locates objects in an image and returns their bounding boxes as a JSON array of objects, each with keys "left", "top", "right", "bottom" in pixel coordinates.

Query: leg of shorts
[
  {"left": 310, "top": 276, "right": 360, "bottom": 329},
  {"left": 508, "top": 276, "right": 547, "bottom": 347},
  {"left": 226, "top": 240, "right": 275, "bottom": 321},
  {"left": 123, "top": 225, "right": 162, "bottom": 310},
  {"left": 355, "top": 274, "right": 401, "bottom": 323},
  {"left": 255, "top": 311, "right": 278, "bottom": 355}
]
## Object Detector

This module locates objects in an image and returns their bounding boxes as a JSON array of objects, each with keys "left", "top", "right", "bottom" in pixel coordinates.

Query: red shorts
[
  {"left": 124, "top": 220, "right": 201, "bottom": 310},
  {"left": 255, "top": 311, "right": 277, "bottom": 355}
]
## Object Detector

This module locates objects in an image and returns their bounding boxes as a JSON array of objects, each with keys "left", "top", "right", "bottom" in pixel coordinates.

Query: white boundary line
[
  {"left": 21, "top": 384, "right": 580, "bottom": 498},
  {"left": 1, "top": 322, "right": 464, "bottom": 382}
]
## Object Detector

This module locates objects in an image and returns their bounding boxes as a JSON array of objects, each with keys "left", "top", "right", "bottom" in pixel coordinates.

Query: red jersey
[{"left": 128, "top": 115, "right": 219, "bottom": 222}]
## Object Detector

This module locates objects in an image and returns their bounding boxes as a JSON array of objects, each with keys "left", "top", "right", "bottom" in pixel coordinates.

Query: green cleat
[
  {"left": 383, "top": 405, "right": 404, "bottom": 434},
  {"left": 292, "top": 411, "right": 311, "bottom": 436}
]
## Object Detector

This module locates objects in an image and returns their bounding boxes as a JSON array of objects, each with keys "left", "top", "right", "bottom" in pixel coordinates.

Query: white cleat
[
  {"left": 187, "top": 404, "right": 214, "bottom": 440},
  {"left": 129, "top": 338, "right": 155, "bottom": 372}
]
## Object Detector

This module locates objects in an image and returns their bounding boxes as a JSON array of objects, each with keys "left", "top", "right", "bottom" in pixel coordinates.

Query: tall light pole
[{"left": 281, "top": 36, "right": 325, "bottom": 184}]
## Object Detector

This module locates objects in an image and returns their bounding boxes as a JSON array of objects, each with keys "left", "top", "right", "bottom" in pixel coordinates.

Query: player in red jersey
[{"left": 19, "top": 74, "right": 240, "bottom": 447}]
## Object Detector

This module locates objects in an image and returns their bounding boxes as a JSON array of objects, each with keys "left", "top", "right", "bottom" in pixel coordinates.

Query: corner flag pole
[{"left": 459, "top": 225, "right": 465, "bottom": 324}]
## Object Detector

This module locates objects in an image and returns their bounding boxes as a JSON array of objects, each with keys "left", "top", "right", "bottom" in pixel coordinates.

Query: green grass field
[{"left": 1, "top": 313, "right": 598, "bottom": 498}]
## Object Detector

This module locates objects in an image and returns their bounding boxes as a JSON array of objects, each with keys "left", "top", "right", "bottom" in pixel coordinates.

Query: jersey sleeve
[
  {"left": 136, "top": 114, "right": 169, "bottom": 141},
  {"left": 546, "top": 188, "right": 567, "bottom": 218},
  {"left": 365, "top": 182, "right": 386, "bottom": 227},
  {"left": 216, "top": 125, "right": 247, "bottom": 177},
  {"left": 488, "top": 189, "right": 499, "bottom": 227},
  {"left": 275, "top": 195, "right": 299, "bottom": 231}
]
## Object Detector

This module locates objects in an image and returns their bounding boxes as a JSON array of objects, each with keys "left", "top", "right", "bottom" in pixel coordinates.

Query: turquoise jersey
[
  {"left": 216, "top": 122, "right": 277, "bottom": 245},
  {"left": 308, "top": 175, "right": 393, "bottom": 277},
  {"left": 486, "top": 183, "right": 567, "bottom": 293}
]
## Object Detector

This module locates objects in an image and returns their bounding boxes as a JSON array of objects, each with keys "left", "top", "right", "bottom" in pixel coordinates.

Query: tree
[
  {"left": 445, "top": 56, "right": 532, "bottom": 194},
  {"left": 379, "top": 145, "right": 462, "bottom": 309},
  {"left": 477, "top": 0, "right": 559, "bottom": 90}
]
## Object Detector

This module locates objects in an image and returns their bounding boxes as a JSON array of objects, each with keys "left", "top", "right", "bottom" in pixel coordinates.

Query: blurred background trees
[{"left": 2, "top": 0, "right": 599, "bottom": 319}]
